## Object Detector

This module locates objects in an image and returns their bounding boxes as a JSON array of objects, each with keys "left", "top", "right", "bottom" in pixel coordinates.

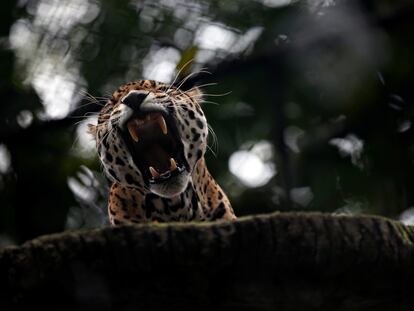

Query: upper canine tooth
[
  {"left": 127, "top": 123, "right": 139, "bottom": 142},
  {"left": 170, "top": 158, "right": 177, "bottom": 171},
  {"left": 158, "top": 116, "right": 168, "bottom": 135},
  {"left": 149, "top": 166, "right": 160, "bottom": 178}
]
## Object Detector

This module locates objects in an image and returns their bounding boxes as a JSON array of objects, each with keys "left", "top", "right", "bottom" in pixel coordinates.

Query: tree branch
[{"left": 1, "top": 212, "right": 413, "bottom": 310}]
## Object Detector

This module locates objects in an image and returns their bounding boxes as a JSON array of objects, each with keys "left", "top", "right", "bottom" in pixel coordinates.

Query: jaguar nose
[{"left": 121, "top": 91, "right": 149, "bottom": 111}]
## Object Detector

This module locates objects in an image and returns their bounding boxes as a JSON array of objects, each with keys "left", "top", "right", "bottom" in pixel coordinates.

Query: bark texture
[{"left": 1, "top": 212, "right": 414, "bottom": 310}]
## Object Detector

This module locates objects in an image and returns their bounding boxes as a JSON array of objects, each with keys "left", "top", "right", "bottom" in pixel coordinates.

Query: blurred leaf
[{"left": 176, "top": 45, "right": 199, "bottom": 81}]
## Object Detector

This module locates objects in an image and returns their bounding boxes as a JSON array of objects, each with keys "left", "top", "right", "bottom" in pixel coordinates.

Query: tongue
[{"left": 144, "top": 144, "right": 170, "bottom": 172}]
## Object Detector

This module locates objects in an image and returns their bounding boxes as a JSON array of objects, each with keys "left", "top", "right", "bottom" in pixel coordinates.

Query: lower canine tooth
[
  {"left": 170, "top": 158, "right": 177, "bottom": 171},
  {"left": 158, "top": 116, "right": 168, "bottom": 135},
  {"left": 149, "top": 166, "right": 160, "bottom": 178},
  {"left": 127, "top": 123, "right": 139, "bottom": 142}
]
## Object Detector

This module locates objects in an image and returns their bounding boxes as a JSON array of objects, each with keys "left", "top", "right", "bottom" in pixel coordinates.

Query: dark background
[{"left": 0, "top": 0, "right": 413, "bottom": 244}]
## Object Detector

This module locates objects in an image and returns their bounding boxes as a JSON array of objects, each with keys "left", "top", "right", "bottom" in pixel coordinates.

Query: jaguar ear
[
  {"left": 185, "top": 87, "right": 203, "bottom": 102},
  {"left": 87, "top": 123, "right": 97, "bottom": 138}
]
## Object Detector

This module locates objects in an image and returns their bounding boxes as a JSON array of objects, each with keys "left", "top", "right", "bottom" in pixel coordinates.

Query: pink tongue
[{"left": 144, "top": 144, "right": 170, "bottom": 172}]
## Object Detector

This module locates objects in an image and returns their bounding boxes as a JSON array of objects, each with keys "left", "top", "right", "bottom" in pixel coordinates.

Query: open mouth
[{"left": 121, "top": 111, "right": 188, "bottom": 185}]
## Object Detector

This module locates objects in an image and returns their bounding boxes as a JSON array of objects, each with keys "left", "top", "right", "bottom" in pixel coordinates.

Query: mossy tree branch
[{"left": 1, "top": 212, "right": 414, "bottom": 310}]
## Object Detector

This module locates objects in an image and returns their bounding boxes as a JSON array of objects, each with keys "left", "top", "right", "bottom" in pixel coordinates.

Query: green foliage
[{"left": 0, "top": 0, "right": 413, "bottom": 243}]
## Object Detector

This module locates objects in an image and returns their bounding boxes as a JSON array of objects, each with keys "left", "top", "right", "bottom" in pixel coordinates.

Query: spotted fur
[{"left": 89, "top": 79, "right": 236, "bottom": 224}]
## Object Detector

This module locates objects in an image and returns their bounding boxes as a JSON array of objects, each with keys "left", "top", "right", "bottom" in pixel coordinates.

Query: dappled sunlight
[
  {"left": 195, "top": 24, "right": 237, "bottom": 51},
  {"left": 333, "top": 199, "right": 364, "bottom": 215},
  {"left": 32, "top": 63, "right": 85, "bottom": 119},
  {"left": 8, "top": 0, "right": 98, "bottom": 119},
  {"left": 143, "top": 47, "right": 181, "bottom": 83},
  {"left": 398, "top": 120, "right": 411, "bottom": 133},
  {"left": 229, "top": 141, "right": 276, "bottom": 188},
  {"left": 399, "top": 207, "right": 414, "bottom": 226},
  {"left": 0, "top": 144, "right": 11, "bottom": 174},
  {"left": 284, "top": 126, "right": 305, "bottom": 153},
  {"left": 258, "top": 0, "right": 291, "bottom": 8},
  {"left": 195, "top": 23, "right": 263, "bottom": 62},
  {"left": 66, "top": 166, "right": 108, "bottom": 229},
  {"left": 290, "top": 186, "right": 314, "bottom": 207},
  {"left": 16, "top": 110, "right": 34, "bottom": 128},
  {"left": 329, "top": 134, "right": 364, "bottom": 169},
  {"left": 307, "top": 0, "right": 336, "bottom": 11},
  {"left": 32, "top": 0, "right": 99, "bottom": 35},
  {"left": 73, "top": 116, "right": 98, "bottom": 159},
  {"left": 230, "top": 27, "right": 264, "bottom": 54},
  {"left": 68, "top": 175, "right": 95, "bottom": 203}
]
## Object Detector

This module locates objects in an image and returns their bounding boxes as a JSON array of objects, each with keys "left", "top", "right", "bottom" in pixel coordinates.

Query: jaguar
[{"left": 88, "top": 79, "right": 236, "bottom": 224}]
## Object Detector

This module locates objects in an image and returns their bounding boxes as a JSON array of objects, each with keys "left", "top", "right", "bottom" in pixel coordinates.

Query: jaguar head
[{"left": 89, "top": 80, "right": 208, "bottom": 198}]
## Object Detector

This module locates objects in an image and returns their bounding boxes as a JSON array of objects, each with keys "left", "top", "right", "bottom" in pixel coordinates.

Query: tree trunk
[{"left": 1, "top": 212, "right": 413, "bottom": 310}]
